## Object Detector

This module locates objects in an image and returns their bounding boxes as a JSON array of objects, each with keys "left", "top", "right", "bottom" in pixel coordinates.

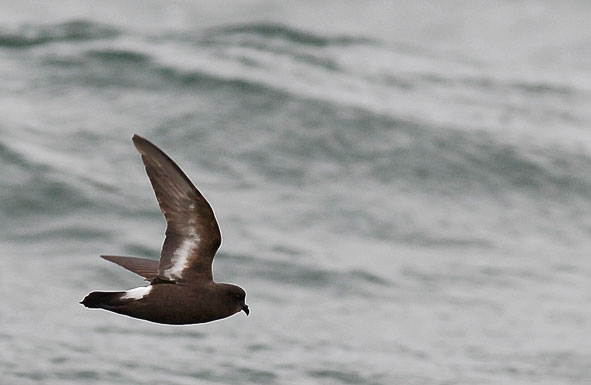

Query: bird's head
[{"left": 221, "top": 283, "right": 249, "bottom": 316}]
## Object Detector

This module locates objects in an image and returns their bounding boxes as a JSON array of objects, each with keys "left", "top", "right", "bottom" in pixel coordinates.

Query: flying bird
[{"left": 81, "top": 134, "right": 249, "bottom": 324}]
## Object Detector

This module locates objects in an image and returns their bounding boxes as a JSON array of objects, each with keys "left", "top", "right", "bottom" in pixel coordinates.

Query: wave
[
  {"left": 85, "top": 48, "right": 150, "bottom": 64},
  {"left": 207, "top": 22, "right": 375, "bottom": 47},
  {"left": 3, "top": 19, "right": 374, "bottom": 51},
  {"left": 0, "top": 20, "right": 119, "bottom": 48},
  {"left": 3, "top": 19, "right": 590, "bottom": 254},
  {"left": 17, "top": 20, "right": 354, "bottom": 95}
]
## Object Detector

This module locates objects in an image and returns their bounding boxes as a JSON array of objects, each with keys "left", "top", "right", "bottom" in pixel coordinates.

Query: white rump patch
[
  {"left": 164, "top": 228, "right": 199, "bottom": 279},
  {"left": 121, "top": 285, "right": 152, "bottom": 300}
]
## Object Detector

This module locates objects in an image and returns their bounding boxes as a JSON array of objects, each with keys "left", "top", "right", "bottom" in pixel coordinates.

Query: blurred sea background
[{"left": 1, "top": 1, "right": 591, "bottom": 384}]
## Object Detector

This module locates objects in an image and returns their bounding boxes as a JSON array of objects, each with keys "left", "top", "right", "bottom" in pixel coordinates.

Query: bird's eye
[{"left": 235, "top": 293, "right": 241, "bottom": 300}]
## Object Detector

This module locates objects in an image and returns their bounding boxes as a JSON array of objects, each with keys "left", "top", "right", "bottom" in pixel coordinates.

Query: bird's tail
[{"left": 80, "top": 291, "right": 125, "bottom": 309}]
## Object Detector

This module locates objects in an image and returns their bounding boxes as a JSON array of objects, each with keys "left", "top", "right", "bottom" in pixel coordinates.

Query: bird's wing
[
  {"left": 132, "top": 134, "right": 221, "bottom": 282},
  {"left": 100, "top": 255, "right": 159, "bottom": 281}
]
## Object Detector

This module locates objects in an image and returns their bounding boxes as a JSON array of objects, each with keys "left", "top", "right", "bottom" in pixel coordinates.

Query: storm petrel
[{"left": 81, "top": 134, "right": 249, "bottom": 324}]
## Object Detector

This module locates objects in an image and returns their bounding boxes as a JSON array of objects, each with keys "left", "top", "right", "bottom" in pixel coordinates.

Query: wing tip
[
  {"left": 100, "top": 255, "right": 119, "bottom": 264},
  {"left": 99, "top": 255, "right": 160, "bottom": 281},
  {"left": 132, "top": 134, "right": 166, "bottom": 161},
  {"left": 132, "top": 133, "right": 149, "bottom": 150}
]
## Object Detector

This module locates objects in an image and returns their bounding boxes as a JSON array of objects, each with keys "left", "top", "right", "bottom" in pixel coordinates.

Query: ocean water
[{"left": 1, "top": 1, "right": 591, "bottom": 384}]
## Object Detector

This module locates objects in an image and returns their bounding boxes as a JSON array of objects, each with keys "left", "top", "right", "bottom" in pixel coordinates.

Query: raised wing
[
  {"left": 101, "top": 255, "right": 159, "bottom": 281},
  {"left": 132, "top": 134, "right": 221, "bottom": 282}
]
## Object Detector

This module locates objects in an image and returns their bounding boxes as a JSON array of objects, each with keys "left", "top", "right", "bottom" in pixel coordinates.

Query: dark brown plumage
[{"left": 81, "top": 134, "right": 248, "bottom": 325}]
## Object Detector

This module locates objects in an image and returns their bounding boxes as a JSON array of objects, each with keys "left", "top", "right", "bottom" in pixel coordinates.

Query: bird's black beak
[{"left": 242, "top": 304, "right": 249, "bottom": 316}]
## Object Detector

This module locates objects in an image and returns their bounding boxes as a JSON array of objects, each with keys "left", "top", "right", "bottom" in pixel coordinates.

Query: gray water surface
[{"left": 1, "top": 1, "right": 591, "bottom": 384}]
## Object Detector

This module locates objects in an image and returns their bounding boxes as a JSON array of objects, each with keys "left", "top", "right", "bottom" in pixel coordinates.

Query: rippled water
[{"left": 1, "top": 1, "right": 591, "bottom": 384}]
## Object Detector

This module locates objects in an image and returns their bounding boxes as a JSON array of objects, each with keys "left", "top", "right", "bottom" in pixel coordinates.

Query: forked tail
[{"left": 80, "top": 291, "right": 125, "bottom": 309}]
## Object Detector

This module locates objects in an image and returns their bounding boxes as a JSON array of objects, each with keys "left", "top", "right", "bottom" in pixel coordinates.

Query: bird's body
[
  {"left": 83, "top": 281, "right": 245, "bottom": 325},
  {"left": 81, "top": 135, "right": 248, "bottom": 325}
]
